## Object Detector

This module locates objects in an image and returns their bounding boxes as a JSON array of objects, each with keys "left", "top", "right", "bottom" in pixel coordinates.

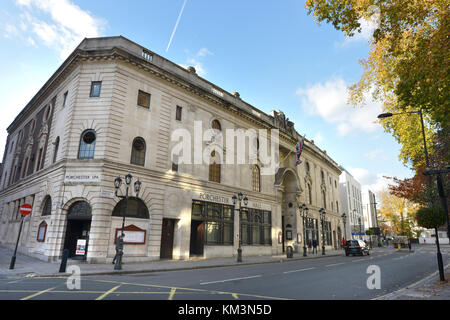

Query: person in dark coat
[
  {"left": 112, "top": 233, "right": 125, "bottom": 264},
  {"left": 312, "top": 239, "right": 318, "bottom": 254},
  {"left": 307, "top": 239, "right": 312, "bottom": 254}
]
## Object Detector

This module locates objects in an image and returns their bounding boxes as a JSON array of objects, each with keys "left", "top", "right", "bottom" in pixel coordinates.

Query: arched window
[
  {"left": 130, "top": 137, "right": 146, "bottom": 166},
  {"left": 53, "top": 136, "right": 60, "bottom": 163},
  {"left": 68, "top": 201, "right": 92, "bottom": 220},
  {"left": 212, "top": 119, "right": 222, "bottom": 131},
  {"left": 252, "top": 165, "right": 261, "bottom": 192},
  {"left": 306, "top": 162, "right": 310, "bottom": 173},
  {"left": 78, "top": 130, "right": 96, "bottom": 159},
  {"left": 42, "top": 196, "right": 52, "bottom": 216},
  {"left": 112, "top": 197, "right": 149, "bottom": 219},
  {"left": 208, "top": 151, "right": 221, "bottom": 183},
  {"left": 321, "top": 170, "right": 325, "bottom": 184}
]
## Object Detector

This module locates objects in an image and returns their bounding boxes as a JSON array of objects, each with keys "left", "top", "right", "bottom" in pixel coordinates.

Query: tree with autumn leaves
[{"left": 305, "top": 0, "right": 449, "bottom": 227}]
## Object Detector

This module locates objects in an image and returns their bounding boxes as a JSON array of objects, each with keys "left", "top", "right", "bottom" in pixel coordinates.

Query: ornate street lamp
[
  {"left": 232, "top": 192, "right": 248, "bottom": 262},
  {"left": 299, "top": 204, "right": 309, "bottom": 257},
  {"left": 113, "top": 173, "right": 141, "bottom": 270},
  {"left": 341, "top": 212, "right": 347, "bottom": 247},
  {"left": 319, "top": 208, "right": 326, "bottom": 255}
]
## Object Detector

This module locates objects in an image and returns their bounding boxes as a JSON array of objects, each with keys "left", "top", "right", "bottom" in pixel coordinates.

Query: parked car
[{"left": 344, "top": 240, "right": 370, "bottom": 256}]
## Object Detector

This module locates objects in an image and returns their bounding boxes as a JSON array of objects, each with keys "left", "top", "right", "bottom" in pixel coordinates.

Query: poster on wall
[
  {"left": 76, "top": 239, "right": 87, "bottom": 255},
  {"left": 115, "top": 225, "right": 146, "bottom": 245},
  {"left": 37, "top": 221, "right": 47, "bottom": 242}
]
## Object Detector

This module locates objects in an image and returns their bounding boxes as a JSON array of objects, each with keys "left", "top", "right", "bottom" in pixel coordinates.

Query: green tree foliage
[
  {"left": 305, "top": 0, "right": 449, "bottom": 174},
  {"left": 416, "top": 205, "right": 446, "bottom": 229}
]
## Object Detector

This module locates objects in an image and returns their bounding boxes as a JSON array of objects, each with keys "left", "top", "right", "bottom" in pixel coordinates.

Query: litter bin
[{"left": 286, "top": 246, "right": 293, "bottom": 258}]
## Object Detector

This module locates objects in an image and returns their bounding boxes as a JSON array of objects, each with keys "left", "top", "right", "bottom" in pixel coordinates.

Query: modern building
[
  {"left": 339, "top": 168, "right": 364, "bottom": 240},
  {"left": 362, "top": 188, "right": 378, "bottom": 230},
  {"left": 0, "top": 36, "right": 343, "bottom": 263}
]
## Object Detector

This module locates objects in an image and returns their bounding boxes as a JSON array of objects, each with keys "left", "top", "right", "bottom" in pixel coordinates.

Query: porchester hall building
[{"left": 0, "top": 37, "right": 344, "bottom": 264}]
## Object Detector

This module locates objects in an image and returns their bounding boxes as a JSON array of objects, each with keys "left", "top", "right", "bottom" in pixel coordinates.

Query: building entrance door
[
  {"left": 63, "top": 201, "right": 92, "bottom": 258},
  {"left": 160, "top": 218, "right": 176, "bottom": 259},
  {"left": 64, "top": 220, "right": 91, "bottom": 258},
  {"left": 189, "top": 220, "right": 204, "bottom": 257}
]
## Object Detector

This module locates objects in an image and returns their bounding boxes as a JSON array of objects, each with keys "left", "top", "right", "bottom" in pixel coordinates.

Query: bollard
[
  {"left": 59, "top": 249, "right": 69, "bottom": 273},
  {"left": 286, "top": 246, "right": 293, "bottom": 258}
]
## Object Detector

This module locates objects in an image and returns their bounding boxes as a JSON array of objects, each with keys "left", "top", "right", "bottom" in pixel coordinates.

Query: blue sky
[{"left": 0, "top": 0, "right": 414, "bottom": 194}]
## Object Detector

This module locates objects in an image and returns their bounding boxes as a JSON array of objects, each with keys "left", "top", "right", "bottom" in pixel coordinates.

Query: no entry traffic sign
[{"left": 19, "top": 203, "right": 32, "bottom": 216}]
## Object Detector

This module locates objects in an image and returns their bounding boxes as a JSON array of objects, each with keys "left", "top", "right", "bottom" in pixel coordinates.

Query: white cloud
[
  {"left": 347, "top": 167, "right": 396, "bottom": 197},
  {"left": 14, "top": 0, "right": 106, "bottom": 59},
  {"left": 296, "top": 77, "right": 382, "bottom": 136},
  {"left": 313, "top": 132, "right": 324, "bottom": 145},
  {"left": 197, "top": 47, "right": 213, "bottom": 57},
  {"left": 364, "top": 149, "right": 383, "bottom": 160},
  {"left": 184, "top": 58, "right": 207, "bottom": 76},
  {"left": 341, "top": 18, "right": 378, "bottom": 45}
]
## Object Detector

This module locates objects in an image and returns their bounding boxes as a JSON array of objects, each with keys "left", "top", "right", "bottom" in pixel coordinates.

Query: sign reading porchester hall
[{"left": 0, "top": 36, "right": 343, "bottom": 264}]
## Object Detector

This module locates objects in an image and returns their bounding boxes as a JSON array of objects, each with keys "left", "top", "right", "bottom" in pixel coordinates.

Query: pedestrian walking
[
  {"left": 112, "top": 233, "right": 125, "bottom": 264},
  {"left": 312, "top": 239, "right": 318, "bottom": 254}
]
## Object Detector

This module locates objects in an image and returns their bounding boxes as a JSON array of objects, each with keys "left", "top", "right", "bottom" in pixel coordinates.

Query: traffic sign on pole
[{"left": 19, "top": 203, "right": 32, "bottom": 216}]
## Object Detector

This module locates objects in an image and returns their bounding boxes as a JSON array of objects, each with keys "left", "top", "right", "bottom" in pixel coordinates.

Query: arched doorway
[
  {"left": 63, "top": 201, "right": 92, "bottom": 258},
  {"left": 276, "top": 168, "right": 300, "bottom": 253}
]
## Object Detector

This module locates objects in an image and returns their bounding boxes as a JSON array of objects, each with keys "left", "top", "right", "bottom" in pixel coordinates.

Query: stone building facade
[{"left": 0, "top": 36, "right": 343, "bottom": 263}]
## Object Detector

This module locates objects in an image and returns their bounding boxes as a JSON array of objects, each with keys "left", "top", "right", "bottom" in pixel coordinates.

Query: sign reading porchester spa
[
  {"left": 64, "top": 174, "right": 100, "bottom": 184},
  {"left": 196, "top": 192, "right": 271, "bottom": 210}
]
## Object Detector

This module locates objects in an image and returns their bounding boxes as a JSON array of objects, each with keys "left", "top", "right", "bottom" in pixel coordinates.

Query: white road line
[
  {"left": 283, "top": 267, "right": 316, "bottom": 274},
  {"left": 200, "top": 275, "right": 262, "bottom": 285},
  {"left": 352, "top": 259, "right": 365, "bottom": 262},
  {"left": 325, "top": 262, "right": 345, "bottom": 267}
]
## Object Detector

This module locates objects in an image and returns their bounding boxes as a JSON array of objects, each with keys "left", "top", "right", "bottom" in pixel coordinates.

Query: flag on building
[{"left": 296, "top": 136, "right": 305, "bottom": 166}]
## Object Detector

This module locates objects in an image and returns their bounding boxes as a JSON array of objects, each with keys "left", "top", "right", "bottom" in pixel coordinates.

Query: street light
[
  {"left": 232, "top": 192, "right": 248, "bottom": 262},
  {"left": 299, "top": 204, "right": 309, "bottom": 257},
  {"left": 113, "top": 173, "right": 141, "bottom": 270},
  {"left": 319, "top": 208, "right": 326, "bottom": 255},
  {"left": 358, "top": 217, "right": 362, "bottom": 240},
  {"left": 341, "top": 212, "right": 347, "bottom": 248},
  {"left": 378, "top": 110, "right": 445, "bottom": 281}
]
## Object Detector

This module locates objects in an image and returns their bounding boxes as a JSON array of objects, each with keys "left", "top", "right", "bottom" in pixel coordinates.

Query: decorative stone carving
[{"left": 271, "top": 110, "right": 295, "bottom": 135}]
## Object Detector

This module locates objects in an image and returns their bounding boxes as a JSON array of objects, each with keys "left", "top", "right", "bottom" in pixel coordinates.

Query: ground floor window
[
  {"left": 323, "top": 221, "right": 332, "bottom": 246},
  {"left": 191, "top": 200, "right": 234, "bottom": 245},
  {"left": 305, "top": 218, "right": 319, "bottom": 246},
  {"left": 241, "top": 208, "right": 272, "bottom": 246}
]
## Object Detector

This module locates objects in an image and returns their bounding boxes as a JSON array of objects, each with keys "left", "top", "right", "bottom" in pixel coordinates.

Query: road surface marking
[
  {"left": 20, "top": 287, "right": 56, "bottom": 300},
  {"left": 352, "top": 259, "right": 365, "bottom": 262},
  {"left": 283, "top": 267, "right": 315, "bottom": 274},
  {"left": 325, "top": 262, "right": 345, "bottom": 267},
  {"left": 96, "top": 285, "right": 121, "bottom": 300},
  {"left": 200, "top": 275, "right": 261, "bottom": 285},
  {"left": 168, "top": 287, "right": 176, "bottom": 300}
]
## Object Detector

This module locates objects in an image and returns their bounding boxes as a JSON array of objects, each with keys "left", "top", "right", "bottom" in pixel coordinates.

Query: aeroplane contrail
[{"left": 166, "top": 0, "right": 188, "bottom": 52}]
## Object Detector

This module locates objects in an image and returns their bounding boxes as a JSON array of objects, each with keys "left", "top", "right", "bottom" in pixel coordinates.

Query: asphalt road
[{"left": 0, "top": 246, "right": 449, "bottom": 300}]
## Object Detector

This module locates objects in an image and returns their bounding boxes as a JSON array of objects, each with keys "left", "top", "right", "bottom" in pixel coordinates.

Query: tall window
[
  {"left": 212, "top": 119, "right": 221, "bottom": 131},
  {"left": 172, "top": 154, "right": 179, "bottom": 172},
  {"left": 62, "top": 91, "right": 68, "bottom": 107},
  {"left": 36, "top": 148, "right": 43, "bottom": 172},
  {"left": 176, "top": 106, "right": 182, "bottom": 121},
  {"left": 130, "top": 137, "right": 146, "bottom": 166},
  {"left": 306, "top": 162, "right": 310, "bottom": 173},
  {"left": 241, "top": 208, "right": 272, "bottom": 245},
  {"left": 137, "top": 90, "right": 151, "bottom": 109},
  {"left": 53, "top": 137, "right": 60, "bottom": 163},
  {"left": 252, "top": 165, "right": 261, "bottom": 192},
  {"left": 321, "top": 170, "right": 325, "bottom": 184},
  {"left": 90, "top": 81, "right": 102, "bottom": 97},
  {"left": 78, "top": 130, "right": 96, "bottom": 159},
  {"left": 322, "top": 190, "right": 327, "bottom": 209},
  {"left": 42, "top": 196, "right": 52, "bottom": 216},
  {"left": 208, "top": 151, "right": 221, "bottom": 183}
]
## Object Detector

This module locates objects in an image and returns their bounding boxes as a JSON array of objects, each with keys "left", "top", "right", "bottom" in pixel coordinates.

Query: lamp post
[
  {"left": 341, "top": 213, "right": 347, "bottom": 248},
  {"left": 232, "top": 192, "right": 248, "bottom": 263},
  {"left": 299, "top": 204, "right": 309, "bottom": 257},
  {"left": 353, "top": 209, "right": 357, "bottom": 239},
  {"left": 378, "top": 110, "right": 445, "bottom": 281},
  {"left": 319, "top": 208, "right": 326, "bottom": 255},
  {"left": 358, "top": 217, "right": 362, "bottom": 240},
  {"left": 113, "top": 173, "right": 141, "bottom": 270}
]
